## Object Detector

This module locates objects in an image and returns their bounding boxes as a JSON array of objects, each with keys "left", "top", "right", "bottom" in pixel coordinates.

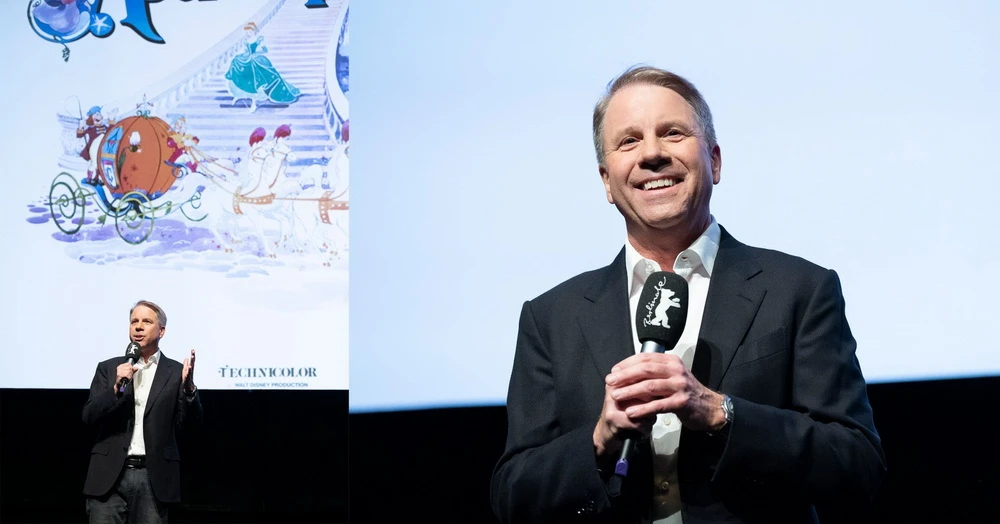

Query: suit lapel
[
  {"left": 578, "top": 248, "right": 634, "bottom": 377},
  {"left": 576, "top": 234, "right": 768, "bottom": 390},
  {"left": 145, "top": 353, "right": 174, "bottom": 416},
  {"left": 693, "top": 228, "right": 766, "bottom": 390}
]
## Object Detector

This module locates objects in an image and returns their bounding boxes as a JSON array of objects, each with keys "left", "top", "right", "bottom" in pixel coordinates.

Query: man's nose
[{"left": 638, "top": 139, "right": 671, "bottom": 169}]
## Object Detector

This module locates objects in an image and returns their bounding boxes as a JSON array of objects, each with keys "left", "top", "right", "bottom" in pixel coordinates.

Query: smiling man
[
  {"left": 82, "top": 300, "right": 202, "bottom": 524},
  {"left": 490, "top": 66, "right": 886, "bottom": 523}
]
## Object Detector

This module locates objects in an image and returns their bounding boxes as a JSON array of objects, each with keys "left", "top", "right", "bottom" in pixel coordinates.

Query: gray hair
[
  {"left": 130, "top": 300, "right": 167, "bottom": 327},
  {"left": 592, "top": 65, "right": 717, "bottom": 165}
]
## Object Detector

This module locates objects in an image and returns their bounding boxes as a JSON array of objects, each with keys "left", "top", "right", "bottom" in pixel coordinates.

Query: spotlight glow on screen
[{"left": 349, "top": 1, "right": 1000, "bottom": 412}]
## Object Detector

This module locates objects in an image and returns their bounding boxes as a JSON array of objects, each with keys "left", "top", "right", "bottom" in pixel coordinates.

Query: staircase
[
  {"left": 56, "top": 0, "right": 348, "bottom": 183},
  {"left": 164, "top": 0, "right": 346, "bottom": 179}
]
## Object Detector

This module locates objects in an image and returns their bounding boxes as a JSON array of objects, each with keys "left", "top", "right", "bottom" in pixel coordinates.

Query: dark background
[
  {"left": 349, "top": 376, "right": 1000, "bottom": 524},
  {"left": 3, "top": 377, "right": 998, "bottom": 523},
  {"left": 0, "top": 389, "right": 348, "bottom": 523}
]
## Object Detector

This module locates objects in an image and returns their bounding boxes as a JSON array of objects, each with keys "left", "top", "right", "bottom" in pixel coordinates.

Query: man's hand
[
  {"left": 593, "top": 380, "right": 656, "bottom": 460},
  {"left": 182, "top": 349, "right": 196, "bottom": 393},
  {"left": 114, "top": 362, "right": 137, "bottom": 393},
  {"left": 593, "top": 353, "right": 726, "bottom": 457}
]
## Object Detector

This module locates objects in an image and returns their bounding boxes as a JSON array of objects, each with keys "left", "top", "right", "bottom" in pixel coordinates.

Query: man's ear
[
  {"left": 711, "top": 144, "right": 722, "bottom": 185},
  {"left": 599, "top": 165, "right": 614, "bottom": 204}
]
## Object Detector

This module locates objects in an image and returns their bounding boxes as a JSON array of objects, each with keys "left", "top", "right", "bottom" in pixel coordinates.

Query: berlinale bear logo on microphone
[{"left": 642, "top": 276, "right": 682, "bottom": 329}]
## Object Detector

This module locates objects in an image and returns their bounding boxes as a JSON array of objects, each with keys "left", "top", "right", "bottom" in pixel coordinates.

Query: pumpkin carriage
[
  {"left": 47, "top": 109, "right": 218, "bottom": 244},
  {"left": 47, "top": 108, "right": 350, "bottom": 248}
]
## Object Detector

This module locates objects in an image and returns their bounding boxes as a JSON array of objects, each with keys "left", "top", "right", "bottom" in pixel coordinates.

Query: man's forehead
[
  {"left": 604, "top": 85, "right": 700, "bottom": 140},
  {"left": 131, "top": 306, "right": 156, "bottom": 319},
  {"left": 607, "top": 84, "right": 695, "bottom": 121}
]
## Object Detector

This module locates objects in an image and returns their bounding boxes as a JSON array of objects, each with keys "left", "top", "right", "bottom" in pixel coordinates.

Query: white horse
[
  {"left": 273, "top": 144, "right": 350, "bottom": 259},
  {"left": 191, "top": 137, "right": 298, "bottom": 257},
  {"left": 169, "top": 139, "right": 349, "bottom": 261}
]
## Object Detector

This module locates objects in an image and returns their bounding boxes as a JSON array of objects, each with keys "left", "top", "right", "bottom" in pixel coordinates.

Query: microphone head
[
  {"left": 125, "top": 342, "right": 141, "bottom": 361},
  {"left": 635, "top": 271, "right": 689, "bottom": 349}
]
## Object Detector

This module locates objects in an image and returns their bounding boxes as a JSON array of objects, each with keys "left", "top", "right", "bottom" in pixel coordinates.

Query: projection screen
[{"left": 1, "top": 0, "right": 350, "bottom": 390}]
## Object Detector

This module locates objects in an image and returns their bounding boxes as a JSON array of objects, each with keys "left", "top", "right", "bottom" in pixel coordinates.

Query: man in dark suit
[
  {"left": 490, "top": 66, "right": 886, "bottom": 523},
  {"left": 83, "top": 300, "right": 202, "bottom": 523}
]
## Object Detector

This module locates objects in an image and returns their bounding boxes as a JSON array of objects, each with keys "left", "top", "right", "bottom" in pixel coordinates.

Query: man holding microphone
[{"left": 82, "top": 300, "right": 202, "bottom": 524}]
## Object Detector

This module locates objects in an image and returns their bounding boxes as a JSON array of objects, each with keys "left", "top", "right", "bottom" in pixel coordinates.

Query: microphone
[
  {"left": 610, "top": 271, "right": 689, "bottom": 493},
  {"left": 118, "top": 342, "right": 141, "bottom": 394}
]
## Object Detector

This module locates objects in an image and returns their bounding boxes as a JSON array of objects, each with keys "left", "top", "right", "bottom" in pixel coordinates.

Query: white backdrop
[{"left": 349, "top": 0, "right": 1000, "bottom": 412}]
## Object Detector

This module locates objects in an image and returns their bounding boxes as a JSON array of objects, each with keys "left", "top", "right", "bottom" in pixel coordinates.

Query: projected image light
[
  {"left": 348, "top": 0, "right": 1000, "bottom": 412},
  {"left": 2, "top": 0, "right": 350, "bottom": 391}
]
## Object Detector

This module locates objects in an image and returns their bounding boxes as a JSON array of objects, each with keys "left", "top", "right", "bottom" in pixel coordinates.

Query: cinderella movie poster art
[{"left": 0, "top": 0, "right": 349, "bottom": 391}]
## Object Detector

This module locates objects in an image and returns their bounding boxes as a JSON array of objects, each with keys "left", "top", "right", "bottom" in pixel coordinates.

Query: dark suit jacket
[
  {"left": 490, "top": 226, "right": 886, "bottom": 523},
  {"left": 82, "top": 352, "right": 202, "bottom": 503}
]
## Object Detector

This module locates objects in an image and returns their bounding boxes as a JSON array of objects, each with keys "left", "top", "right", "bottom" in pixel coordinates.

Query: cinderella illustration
[{"left": 225, "top": 22, "right": 301, "bottom": 112}]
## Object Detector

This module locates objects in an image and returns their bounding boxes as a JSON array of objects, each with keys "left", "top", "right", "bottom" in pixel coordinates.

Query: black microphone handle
[
  {"left": 638, "top": 339, "right": 667, "bottom": 355},
  {"left": 118, "top": 357, "right": 136, "bottom": 394},
  {"left": 612, "top": 339, "right": 668, "bottom": 486}
]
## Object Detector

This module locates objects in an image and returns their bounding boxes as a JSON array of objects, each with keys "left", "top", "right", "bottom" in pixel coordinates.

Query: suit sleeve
[
  {"left": 490, "top": 301, "right": 624, "bottom": 523},
  {"left": 175, "top": 385, "right": 203, "bottom": 431},
  {"left": 712, "top": 269, "right": 886, "bottom": 505},
  {"left": 82, "top": 362, "right": 131, "bottom": 426}
]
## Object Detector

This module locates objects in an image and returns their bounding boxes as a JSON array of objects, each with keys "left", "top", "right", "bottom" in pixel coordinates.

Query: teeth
[{"left": 643, "top": 178, "right": 676, "bottom": 190}]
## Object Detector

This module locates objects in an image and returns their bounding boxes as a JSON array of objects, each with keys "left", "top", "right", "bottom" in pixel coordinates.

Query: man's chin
[{"left": 630, "top": 214, "right": 685, "bottom": 233}]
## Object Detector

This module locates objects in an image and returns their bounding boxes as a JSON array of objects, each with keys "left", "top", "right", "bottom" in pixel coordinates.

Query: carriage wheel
[
  {"left": 48, "top": 173, "right": 86, "bottom": 235},
  {"left": 114, "top": 191, "right": 154, "bottom": 245}
]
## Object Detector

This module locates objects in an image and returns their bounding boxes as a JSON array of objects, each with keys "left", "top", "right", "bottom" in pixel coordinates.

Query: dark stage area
[
  {"left": 349, "top": 376, "right": 1000, "bottom": 523},
  {"left": 0, "top": 389, "right": 348, "bottom": 524},
  {"left": 4, "top": 378, "right": 998, "bottom": 523}
]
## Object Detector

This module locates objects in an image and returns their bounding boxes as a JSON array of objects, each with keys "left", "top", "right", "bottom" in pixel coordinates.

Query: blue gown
[{"left": 225, "top": 37, "right": 301, "bottom": 104}]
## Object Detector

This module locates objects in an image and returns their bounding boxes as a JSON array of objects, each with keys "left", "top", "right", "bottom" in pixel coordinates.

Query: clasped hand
[{"left": 593, "top": 352, "right": 725, "bottom": 458}]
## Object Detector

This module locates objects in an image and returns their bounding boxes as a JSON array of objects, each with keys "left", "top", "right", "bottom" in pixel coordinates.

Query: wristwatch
[{"left": 720, "top": 394, "right": 734, "bottom": 427}]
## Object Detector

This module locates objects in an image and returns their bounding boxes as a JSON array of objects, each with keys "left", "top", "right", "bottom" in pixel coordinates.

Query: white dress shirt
[
  {"left": 126, "top": 350, "right": 160, "bottom": 457},
  {"left": 624, "top": 217, "right": 721, "bottom": 524}
]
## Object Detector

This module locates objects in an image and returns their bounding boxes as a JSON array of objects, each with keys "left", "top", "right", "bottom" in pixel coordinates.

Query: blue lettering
[
  {"left": 65, "top": 0, "right": 326, "bottom": 47},
  {"left": 120, "top": 0, "right": 165, "bottom": 44}
]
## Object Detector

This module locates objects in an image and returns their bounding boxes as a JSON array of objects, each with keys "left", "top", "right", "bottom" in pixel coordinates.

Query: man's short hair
[
  {"left": 592, "top": 65, "right": 717, "bottom": 165},
  {"left": 130, "top": 300, "right": 167, "bottom": 327}
]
